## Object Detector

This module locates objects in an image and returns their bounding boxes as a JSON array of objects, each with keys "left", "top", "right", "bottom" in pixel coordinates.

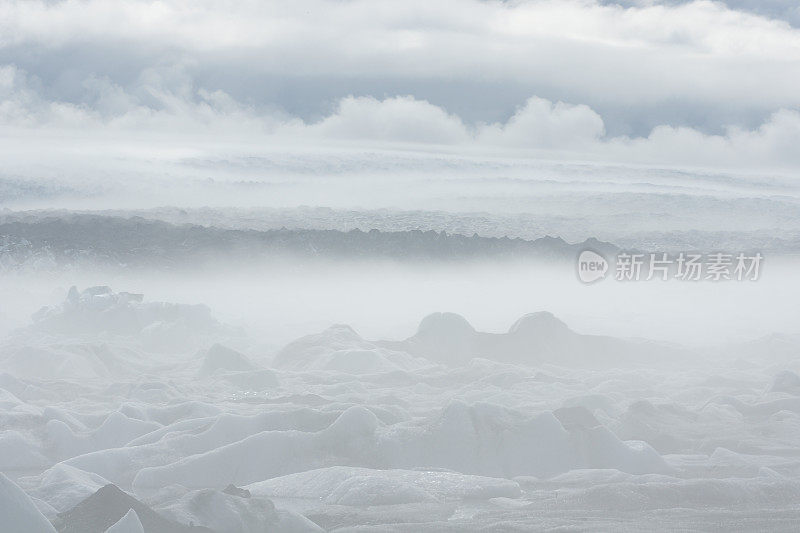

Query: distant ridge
[
  {"left": 378, "top": 311, "right": 690, "bottom": 367},
  {"left": 0, "top": 214, "right": 618, "bottom": 270}
]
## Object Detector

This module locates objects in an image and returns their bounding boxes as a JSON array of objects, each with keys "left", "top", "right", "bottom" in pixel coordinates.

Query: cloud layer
[
  {"left": 2, "top": 0, "right": 800, "bottom": 134},
  {"left": 1, "top": 0, "right": 799, "bottom": 171},
  {"left": 2, "top": 61, "right": 799, "bottom": 172}
]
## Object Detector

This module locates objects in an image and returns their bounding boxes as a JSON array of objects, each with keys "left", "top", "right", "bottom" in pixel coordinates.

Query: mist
[{"left": 4, "top": 1, "right": 800, "bottom": 532}]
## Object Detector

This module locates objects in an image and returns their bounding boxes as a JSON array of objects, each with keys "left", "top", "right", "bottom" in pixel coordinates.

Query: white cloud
[
  {"left": 0, "top": 65, "right": 94, "bottom": 127},
  {"left": 0, "top": 64, "right": 279, "bottom": 137},
  {"left": 608, "top": 108, "right": 800, "bottom": 168},
  {"left": 478, "top": 97, "right": 605, "bottom": 149},
  {"left": 3, "top": 62, "right": 799, "bottom": 172},
  {"left": 1, "top": 0, "right": 800, "bottom": 131},
  {"left": 296, "top": 96, "right": 470, "bottom": 144}
]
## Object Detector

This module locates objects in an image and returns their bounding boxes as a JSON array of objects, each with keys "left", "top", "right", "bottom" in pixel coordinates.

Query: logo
[{"left": 577, "top": 249, "right": 608, "bottom": 283}]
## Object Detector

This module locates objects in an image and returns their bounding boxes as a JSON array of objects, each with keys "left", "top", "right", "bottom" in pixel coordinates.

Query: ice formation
[
  {"left": 2, "top": 287, "right": 800, "bottom": 530},
  {"left": 0, "top": 473, "right": 57, "bottom": 533}
]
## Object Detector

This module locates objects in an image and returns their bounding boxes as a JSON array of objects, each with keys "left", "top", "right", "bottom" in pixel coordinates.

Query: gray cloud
[
  {"left": 1, "top": 0, "right": 799, "bottom": 174},
  {"left": 1, "top": 0, "right": 799, "bottom": 138},
  {"left": 600, "top": 1, "right": 800, "bottom": 27},
  {"left": 2, "top": 64, "right": 800, "bottom": 173}
]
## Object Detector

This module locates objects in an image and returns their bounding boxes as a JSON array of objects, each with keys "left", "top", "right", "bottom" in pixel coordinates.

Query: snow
[
  {"left": 198, "top": 344, "right": 257, "bottom": 377},
  {"left": 128, "top": 399, "right": 666, "bottom": 490},
  {"left": 21, "top": 464, "right": 112, "bottom": 515},
  {"left": 0, "top": 430, "right": 48, "bottom": 470},
  {"left": 2, "top": 287, "right": 800, "bottom": 530},
  {"left": 0, "top": 473, "right": 57, "bottom": 533},
  {"left": 770, "top": 370, "right": 800, "bottom": 395},
  {"left": 248, "top": 466, "right": 521, "bottom": 502},
  {"left": 384, "top": 311, "right": 690, "bottom": 367},
  {"left": 155, "top": 488, "right": 323, "bottom": 533},
  {"left": 47, "top": 411, "right": 161, "bottom": 460}
]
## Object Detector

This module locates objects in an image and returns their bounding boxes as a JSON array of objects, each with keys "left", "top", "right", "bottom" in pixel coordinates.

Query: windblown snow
[{"left": 1, "top": 286, "right": 799, "bottom": 531}]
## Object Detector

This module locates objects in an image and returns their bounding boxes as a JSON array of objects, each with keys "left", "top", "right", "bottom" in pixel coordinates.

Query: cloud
[
  {"left": 2, "top": 61, "right": 799, "bottom": 172},
  {"left": 0, "top": 64, "right": 93, "bottom": 127},
  {"left": 607, "top": 108, "right": 800, "bottom": 168},
  {"left": 2, "top": 0, "right": 800, "bottom": 135},
  {"left": 296, "top": 96, "right": 470, "bottom": 144},
  {"left": 478, "top": 97, "right": 605, "bottom": 149},
  {"left": 0, "top": 64, "right": 279, "bottom": 137},
  {"left": 602, "top": 1, "right": 800, "bottom": 27}
]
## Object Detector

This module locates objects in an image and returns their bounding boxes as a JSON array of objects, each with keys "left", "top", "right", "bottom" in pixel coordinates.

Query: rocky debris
[{"left": 221, "top": 484, "right": 251, "bottom": 498}]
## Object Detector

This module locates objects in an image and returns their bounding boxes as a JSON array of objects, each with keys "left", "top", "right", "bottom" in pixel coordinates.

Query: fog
[
  {"left": 3, "top": 142, "right": 800, "bottom": 531},
  {"left": 4, "top": 1, "right": 800, "bottom": 532},
  {"left": 2, "top": 255, "right": 799, "bottom": 347},
  {"left": 4, "top": 246, "right": 800, "bottom": 530}
]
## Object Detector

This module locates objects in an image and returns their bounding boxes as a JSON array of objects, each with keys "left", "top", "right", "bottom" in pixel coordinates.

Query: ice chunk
[
  {"left": 56, "top": 484, "right": 210, "bottom": 533},
  {"left": 155, "top": 488, "right": 322, "bottom": 533},
  {"left": 198, "top": 343, "right": 257, "bottom": 377},
  {"left": 248, "top": 466, "right": 521, "bottom": 502},
  {"left": 273, "top": 324, "right": 368, "bottom": 369},
  {"left": 0, "top": 430, "right": 48, "bottom": 470},
  {"left": 25, "top": 286, "right": 236, "bottom": 353},
  {"left": 47, "top": 411, "right": 160, "bottom": 460},
  {"left": 0, "top": 472, "right": 57, "bottom": 533},
  {"left": 22, "top": 464, "right": 112, "bottom": 514},
  {"left": 104, "top": 509, "right": 144, "bottom": 533},
  {"left": 273, "top": 324, "right": 429, "bottom": 373},
  {"left": 770, "top": 370, "right": 800, "bottom": 395},
  {"left": 381, "top": 311, "right": 689, "bottom": 367}
]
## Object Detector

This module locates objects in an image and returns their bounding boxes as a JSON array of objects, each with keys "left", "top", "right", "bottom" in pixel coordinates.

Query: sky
[{"left": 1, "top": 0, "right": 800, "bottom": 172}]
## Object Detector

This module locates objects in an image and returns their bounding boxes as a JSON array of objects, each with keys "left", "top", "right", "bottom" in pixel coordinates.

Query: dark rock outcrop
[{"left": 55, "top": 484, "right": 212, "bottom": 533}]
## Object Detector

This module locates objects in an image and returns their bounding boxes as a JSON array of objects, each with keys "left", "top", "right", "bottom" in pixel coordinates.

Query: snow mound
[
  {"left": 327, "top": 475, "right": 436, "bottom": 505},
  {"left": 614, "top": 400, "right": 697, "bottom": 454},
  {"left": 404, "top": 312, "right": 477, "bottom": 365},
  {"left": 155, "top": 488, "right": 322, "bottom": 533},
  {"left": 273, "top": 325, "right": 367, "bottom": 369},
  {"left": 770, "top": 370, "right": 800, "bottom": 395},
  {"left": 46, "top": 410, "right": 161, "bottom": 460},
  {"left": 22, "top": 464, "right": 112, "bottom": 514},
  {"left": 131, "top": 406, "right": 381, "bottom": 489},
  {"left": 0, "top": 344, "right": 146, "bottom": 380},
  {"left": 132, "top": 402, "right": 666, "bottom": 490},
  {"left": 417, "top": 312, "right": 476, "bottom": 338},
  {"left": 248, "top": 466, "right": 521, "bottom": 503},
  {"left": 383, "top": 311, "right": 689, "bottom": 367},
  {"left": 0, "top": 430, "right": 48, "bottom": 470},
  {"left": 0, "top": 372, "right": 34, "bottom": 399},
  {"left": 27, "top": 286, "right": 234, "bottom": 352},
  {"left": 509, "top": 311, "right": 569, "bottom": 333},
  {"left": 0, "top": 387, "right": 25, "bottom": 411},
  {"left": 544, "top": 471, "right": 800, "bottom": 511},
  {"left": 63, "top": 407, "right": 343, "bottom": 486},
  {"left": 409, "top": 402, "right": 668, "bottom": 478},
  {"left": 219, "top": 369, "right": 280, "bottom": 390},
  {"left": 198, "top": 344, "right": 257, "bottom": 377},
  {"left": 273, "top": 324, "right": 430, "bottom": 373},
  {"left": 0, "top": 472, "right": 57, "bottom": 533}
]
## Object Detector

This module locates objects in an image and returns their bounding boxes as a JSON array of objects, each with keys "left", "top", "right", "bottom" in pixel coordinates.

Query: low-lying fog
[
  {"left": 2, "top": 255, "right": 798, "bottom": 349},
  {"left": 5, "top": 1, "right": 800, "bottom": 529},
  {"left": 3, "top": 145, "right": 800, "bottom": 532},
  {"left": 3, "top": 252, "right": 800, "bottom": 531}
]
